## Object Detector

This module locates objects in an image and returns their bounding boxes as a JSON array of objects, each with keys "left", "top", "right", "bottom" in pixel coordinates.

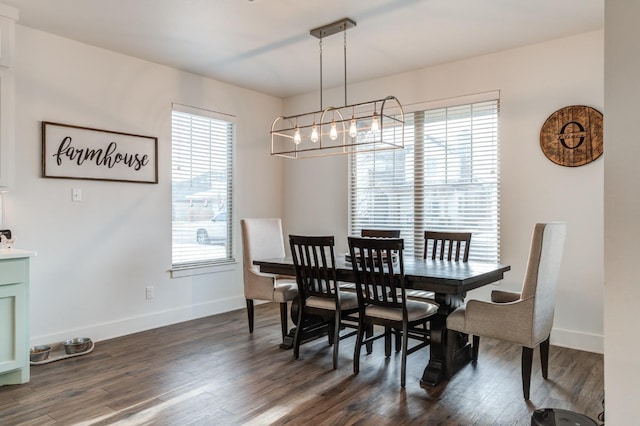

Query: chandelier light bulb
[
  {"left": 371, "top": 112, "right": 380, "bottom": 135},
  {"left": 293, "top": 127, "right": 302, "bottom": 145},
  {"left": 310, "top": 123, "right": 319, "bottom": 143},
  {"left": 330, "top": 120, "right": 338, "bottom": 141},
  {"left": 349, "top": 118, "right": 358, "bottom": 139}
]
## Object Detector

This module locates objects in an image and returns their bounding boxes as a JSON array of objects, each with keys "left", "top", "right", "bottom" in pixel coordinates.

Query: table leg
[
  {"left": 279, "top": 297, "right": 327, "bottom": 350},
  {"left": 420, "top": 293, "right": 468, "bottom": 387}
]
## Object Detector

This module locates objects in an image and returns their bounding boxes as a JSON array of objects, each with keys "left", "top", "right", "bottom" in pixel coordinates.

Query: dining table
[{"left": 253, "top": 255, "right": 510, "bottom": 388}]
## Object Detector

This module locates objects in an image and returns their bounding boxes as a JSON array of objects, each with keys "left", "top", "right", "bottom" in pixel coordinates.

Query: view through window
[
  {"left": 350, "top": 97, "right": 500, "bottom": 262},
  {"left": 171, "top": 105, "right": 234, "bottom": 268}
]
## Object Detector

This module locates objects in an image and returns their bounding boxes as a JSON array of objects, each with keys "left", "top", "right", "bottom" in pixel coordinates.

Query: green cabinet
[{"left": 0, "top": 252, "right": 31, "bottom": 385}]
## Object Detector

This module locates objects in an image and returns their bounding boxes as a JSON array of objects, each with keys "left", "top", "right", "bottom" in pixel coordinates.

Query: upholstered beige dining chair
[
  {"left": 240, "top": 218, "right": 298, "bottom": 341},
  {"left": 445, "top": 222, "right": 566, "bottom": 400}
]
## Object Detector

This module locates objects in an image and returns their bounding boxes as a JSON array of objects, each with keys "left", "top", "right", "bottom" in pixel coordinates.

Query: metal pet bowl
[
  {"left": 30, "top": 345, "right": 52, "bottom": 362},
  {"left": 64, "top": 337, "right": 92, "bottom": 354}
]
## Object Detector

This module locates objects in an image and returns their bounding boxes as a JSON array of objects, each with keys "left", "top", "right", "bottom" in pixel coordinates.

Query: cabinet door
[{"left": 0, "top": 260, "right": 26, "bottom": 374}]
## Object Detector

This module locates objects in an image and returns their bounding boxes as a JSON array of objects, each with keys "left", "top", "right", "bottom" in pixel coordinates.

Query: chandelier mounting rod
[
  {"left": 310, "top": 18, "right": 356, "bottom": 110},
  {"left": 309, "top": 18, "right": 356, "bottom": 39}
]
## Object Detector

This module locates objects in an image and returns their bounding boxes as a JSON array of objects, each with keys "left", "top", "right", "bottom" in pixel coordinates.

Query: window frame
[
  {"left": 348, "top": 91, "right": 500, "bottom": 262},
  {"left": 170, "top": 103, "right": 236, "bottom": 274}
]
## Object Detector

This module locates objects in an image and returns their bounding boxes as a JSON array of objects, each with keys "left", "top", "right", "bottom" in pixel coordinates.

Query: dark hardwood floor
[{"left": 0, "top": 303, "right": 604, "bottom": 425}]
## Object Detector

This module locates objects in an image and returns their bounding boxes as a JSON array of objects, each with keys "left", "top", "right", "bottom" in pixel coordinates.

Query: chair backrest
[
  {"left": 348, "top": 236, "right": 406, "bottom": 310},
  {"left": 424, "top": 231, "right": 472, "bottom": 262},
  {"left": 240, "top": 218, "right": 286, "bottom": 273},
  {"left": 521, "top": 222, "right": 567, "bottom": 341},
  {"left": 289, "top": 235, "right": 338, "bottom": 303},
  {"left": 361, "top": 229, "right": 401, "bottom": 238}
]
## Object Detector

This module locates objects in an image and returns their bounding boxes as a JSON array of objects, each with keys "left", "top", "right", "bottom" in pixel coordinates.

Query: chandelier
[{"left": 270, "top": 18, "right": 404, "bottom": 159}]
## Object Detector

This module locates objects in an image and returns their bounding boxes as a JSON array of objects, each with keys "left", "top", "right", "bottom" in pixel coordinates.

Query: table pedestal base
[
  {"left": 420, "top": 340, "right": 472, "bottom": 387},
  {"left": 279, "top": 331, "right": 295, "bottom": 350},
  {"left": 279, "top": 299, "right": 327, "bottom": 349}
]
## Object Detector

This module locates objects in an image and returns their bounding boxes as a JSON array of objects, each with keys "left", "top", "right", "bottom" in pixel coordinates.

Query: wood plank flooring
[{"left": 0, "top": 303, "right": 604, "bottom": 425}]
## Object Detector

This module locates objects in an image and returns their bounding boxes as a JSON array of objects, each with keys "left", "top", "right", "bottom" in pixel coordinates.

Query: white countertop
[{"left": 0, "top": 248, "right": 36, "bottom": 259}]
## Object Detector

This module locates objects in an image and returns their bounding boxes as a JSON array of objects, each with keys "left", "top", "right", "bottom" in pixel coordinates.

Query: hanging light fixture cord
[
  {"left": 344, "top": 30, "right": 348, "bottom": 106},
  {"left": 319, "top": 38, "right": 323, "bottom": 111}
]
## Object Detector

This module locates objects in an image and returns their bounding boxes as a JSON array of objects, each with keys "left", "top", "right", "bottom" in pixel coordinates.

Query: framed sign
[
  {"left": 539, "top": 105, "right": 603, "bottom": 167},
  {"left": 42, "top": 122, "right": 158, "bottom": 183}
]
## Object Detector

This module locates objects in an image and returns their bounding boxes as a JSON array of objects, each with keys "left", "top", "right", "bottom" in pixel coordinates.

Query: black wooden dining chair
[
  {"left": 341, "top": 229, "right": 401, "bottom": 294},
  {"left": 407, "top": 230, "right": 473, "bottom": 304},
  {"left": 348, "top": 236, "right": 438, "bottom": 387},
  {"left": 361, "top": 229, "right": 401, "bottom": 238},
  {"left": 424, "top": 230, "right": 472, "bottom": 262},
  {"left": 289, "top": 235, "right": 359, "bottom": 369}
]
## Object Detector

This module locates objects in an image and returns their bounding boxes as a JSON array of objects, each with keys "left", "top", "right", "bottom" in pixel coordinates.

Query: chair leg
[
  {"left": 327, "top": 318, "right": 335, "bottom": 346},
  {"left": 332, "top": 311, "right": 341, "bottom": 369},
  {"left": 354, "top": 317, "right": 365, "bottom": 374},
  {"left": 365, "top": 323, "right": 373, "bottom": 354},
  {"left": 279, "top": 302, "right": 288, "bottom": 341},
  {"left": 395, "top": 328, "right": 402, "bottom": 353},
  {"left": 472, "top": 335, "right": 480, "bottom": 362},
  {"left": 521, "top": 346, "right": 534, "bottom": 400},
  {"left": 384, "top": 326, "right": 392, "bottom": 358},
  {"left": 401, "top": 321, "right": 409, "bottom": 388},
  {"left": 540, "top": 335, "right": 550, "bottom": 379},
  {"left": 246, "top": 299, "right": 254, "bottom": 333},
  {"left": 293, "top": 304, "right": 305, "bottom": 360}
]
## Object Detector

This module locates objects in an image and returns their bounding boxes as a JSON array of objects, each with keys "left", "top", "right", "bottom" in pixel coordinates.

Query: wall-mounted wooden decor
[
  {"left": 42, "top": 122, "right": 158, "bottom": 183},
  {"left": 539, "top": 105, "right": 603, "bottom": 167}
]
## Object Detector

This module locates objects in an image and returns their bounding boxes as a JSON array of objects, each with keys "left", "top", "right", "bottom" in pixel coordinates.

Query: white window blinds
[
  {"left": 171, "top": 106, "right": 234, "bottom": 268},
  {"left": 350, "top": 97, "right": 500, "bottom": 262}
]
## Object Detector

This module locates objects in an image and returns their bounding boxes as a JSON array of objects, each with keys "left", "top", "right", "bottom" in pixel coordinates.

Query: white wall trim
[
  {"left": 551, "top": 327, "right": 604, "bottom": 354},
  {"left": 29, "top": 296, "right": 246, "bottom": 346},
  {"left": 402, "top": 89, "right": 501, "bottom": 114}
]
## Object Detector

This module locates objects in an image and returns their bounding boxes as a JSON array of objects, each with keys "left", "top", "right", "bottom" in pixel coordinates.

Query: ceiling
[{"left": 3, "top": 0, "right": 603, "bottom": 98}]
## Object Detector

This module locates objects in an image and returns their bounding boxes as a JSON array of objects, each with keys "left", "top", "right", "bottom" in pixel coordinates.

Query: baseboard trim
[
  {"left": 30, "top": 296, "right": 246, "bottom": 346},
  {"left": 551, "top": 327, "right": 604, "bottom": 354},
  {"left": 31, "top": 301, "right": 604, "bottom": 356}
]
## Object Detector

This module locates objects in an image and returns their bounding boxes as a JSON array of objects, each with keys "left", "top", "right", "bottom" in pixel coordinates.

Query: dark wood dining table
[{"left": 253, "top": 256, "right": 510, "bottom": 388}]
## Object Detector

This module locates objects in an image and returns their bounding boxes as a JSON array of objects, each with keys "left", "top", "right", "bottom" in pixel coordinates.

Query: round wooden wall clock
[{"left": 539, "top": 105, "right": 603, "bottom": 167}]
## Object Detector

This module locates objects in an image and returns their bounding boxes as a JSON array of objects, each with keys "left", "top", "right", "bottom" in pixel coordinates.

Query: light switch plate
[{"left": 72, "top": 188, "right": 82, "bottom": 202}]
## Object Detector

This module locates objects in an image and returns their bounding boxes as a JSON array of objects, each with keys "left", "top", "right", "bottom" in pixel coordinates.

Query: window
[
  {"left": 171, "top": 104, "right": 235, "bottom": 269},
  {"left": 350, "top": 95, "right": 500, "bottom": 262}
]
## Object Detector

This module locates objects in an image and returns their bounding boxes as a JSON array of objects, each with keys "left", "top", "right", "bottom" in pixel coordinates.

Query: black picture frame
[{"left": 42, "top": 121, "right": 158, "bottom": 184}]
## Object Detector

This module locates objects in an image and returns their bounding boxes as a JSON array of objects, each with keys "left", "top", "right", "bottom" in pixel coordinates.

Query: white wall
[
  {"left": 283, "top": 31, "right": 604, "bottom": 353},
  {"left": 604, "top": 1, "right": 640, "bottom": 422},
  {"left": 7, "top": 21, "right": 605, "bottom": 362},
  {"left": 8, "top": 26, "right": 285, "bottom": 345}
]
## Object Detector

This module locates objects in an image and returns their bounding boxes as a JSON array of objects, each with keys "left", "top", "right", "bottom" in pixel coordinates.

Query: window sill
[{"left": 170, "top": 259, "right": 237, "bottom": 278}]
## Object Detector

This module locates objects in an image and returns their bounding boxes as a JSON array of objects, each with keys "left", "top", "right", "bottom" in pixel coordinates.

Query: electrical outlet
[{"left": 145, "top": 286, "right": 154, "bottom": 299}]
